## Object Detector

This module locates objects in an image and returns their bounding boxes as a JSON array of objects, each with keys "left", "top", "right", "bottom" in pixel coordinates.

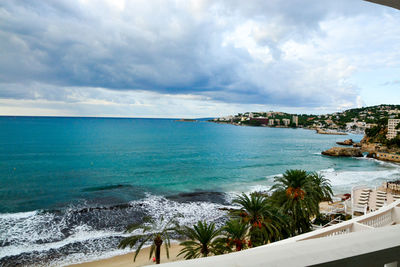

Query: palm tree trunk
[
  {"left": 154, "top": 236, "right": 163, "bottom": 264},
  {"left": 155, "top": 244, "right": 161, "bottom": 264},
  {"left": 201, "top": 244, "right": 209, "bottom": 257}
]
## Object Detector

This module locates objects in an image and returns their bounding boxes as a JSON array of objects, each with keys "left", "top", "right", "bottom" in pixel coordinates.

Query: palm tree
[
  {"left": 220, "top": 219, "right": 250, "bottom": 252},
  {"left": 118, "top": 216, "right": 179, "bottom": 264},
  {"left": 310, "top": 172, "right": 333, "bottom": 202},
  {"left": 232, "top": 193, "right": 286, "bottom": 246},
  {"left": 271, "top": 169, "right": 331, "bottom": 235},
  {"left": 177, "top": 221, "right": 222, "bottom": 259}
]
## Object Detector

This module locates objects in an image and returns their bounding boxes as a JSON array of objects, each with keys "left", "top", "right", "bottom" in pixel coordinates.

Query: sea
[{"left": 0, "top": 116, "right": 399, "bottom": 266}]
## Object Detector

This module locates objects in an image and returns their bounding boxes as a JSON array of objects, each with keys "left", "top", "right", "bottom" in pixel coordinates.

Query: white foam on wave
[
  {"left": 0, "top": 224, "right": 128, "bottom": 259},
  {"left": 0, "top": 193, "right": 232, "bottom": 266},
  {"left": 319, "top": 167, "right": 400, "bottom": 188},
  {"left": 56, "top": 195, "right": 231, "bottom": 266},
  {"left": 0, "top": 210, "right": 37, "bottom": 219},
  {"left": 266, "top": 173, "right": 283, "bottom": 179},
  {"left": 57, "top": 249, "right": 130, "bottom": 267},
  {"left": 247, "top": 185, "right": 272, "bottom": 193},
  {"left": 131, "top": 194, "right": 229, "bottom": 227},
  {"left": 320, "top": 168, "right": 335, "bottom": 173},
  {"left": 0, "top": 211, "right": 65, "bottom": 249}
]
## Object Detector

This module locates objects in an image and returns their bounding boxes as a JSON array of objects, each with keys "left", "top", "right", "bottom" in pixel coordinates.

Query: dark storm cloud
[{"left": 0, "top": 0, "right": 396, "bottom": 108}]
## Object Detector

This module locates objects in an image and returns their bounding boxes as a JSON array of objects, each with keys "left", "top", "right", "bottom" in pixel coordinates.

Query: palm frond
[
  {"left": 118, "top": 235, "right": 143, "bottom": 249},
  {"left": 125, "top": 223, "right": 143, "bottom": 233},
  {"left": 165, "top": 241, "right": 170, "bottom": 258},
  {"left": 149, "top": 244, "right": 155, "bottom": 260},
  {"left": 133, "top": 234, "right": 152, "bottom": 262}
]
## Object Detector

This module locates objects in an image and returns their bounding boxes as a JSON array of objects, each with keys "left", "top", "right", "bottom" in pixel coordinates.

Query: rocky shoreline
[
  {"left": 336, "top": 139, "right": 354, "bottom": 146},
  {"left": 315, "top": 128, "right": 347, "bottom": 135},
  {"left": 321, "top": 147, "right": 363, "bottom": 157},
  {"left": 322, "top": 136, "right": 400, "bottom": 163}
]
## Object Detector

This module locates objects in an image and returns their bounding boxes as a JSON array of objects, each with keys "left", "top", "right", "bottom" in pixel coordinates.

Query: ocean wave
[
  {"left": 132, "top": 194, "right": 229, "bottom": 227},
  {"left": 0, "top": 210, "right": 37, "bottom": 220},
  {"left": 320, "top": 168, "right": 400, "bottom": 188},
  {"left": 366, "top": 157, "right": 400, "bottom": 168},
  {"left": 266, "top": 173, "right": 283, "bottom": 179},
  {"left": 246, "top": 185, "right": 272, "bottom": 193},
  {"left": 0, "top": 193, "right": 230, "bottom": 266},
  {"left": 319, "top": 168, "right": 335, "bottom": 173},
  {"left": 0, "top": 226, "right": 128, "bottom": 259}
]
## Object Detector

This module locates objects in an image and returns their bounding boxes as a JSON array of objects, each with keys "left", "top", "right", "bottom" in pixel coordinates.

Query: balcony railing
[{"left": 158, "top": 200, "right": 400, "bottom": 267}]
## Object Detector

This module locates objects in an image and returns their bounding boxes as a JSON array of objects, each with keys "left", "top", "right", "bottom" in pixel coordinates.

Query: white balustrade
[{"left": 359, "top": 210, "right": 393, "bottom": 228}]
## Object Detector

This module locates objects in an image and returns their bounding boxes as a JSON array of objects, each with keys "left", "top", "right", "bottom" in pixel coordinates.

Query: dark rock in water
[
  {"left": 336, "top": 139, "right": 353, "bottom": 146},
  {"left": 321, "top": 147, "right": 363, "bottom": 157},
  {"left": 82, "top": 184, "right": 134, "bottom": 192},
  {"left": 366, "top": 152, "right": 376, "bottom": 158},
  {"left": 167, "top": 191, "right": 228, "bottom": 204},
  {"left": 353, "top": 142, "right": 361, "bottom": 147}
]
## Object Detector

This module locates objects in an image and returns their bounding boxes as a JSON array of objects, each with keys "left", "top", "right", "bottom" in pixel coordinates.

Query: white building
[
  {"left": 387, "top": 119, "right": 400, "bottom": 139},
  {"left": 389, "top": 109, "right": 400, "bottom": 115},
  {"left": 268, "top": 119, "right": 274, "bottom": 126},
  {"left": 292, "top": 116, "right": 298, "bottom": 127},
  {"left": 282, "top": 118, "right": 290, "bottom": 126}
]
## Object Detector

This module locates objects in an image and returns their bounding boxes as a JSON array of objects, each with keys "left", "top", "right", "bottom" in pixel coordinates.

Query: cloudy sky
[{"left": 0, "top": 0, "right": 399, "bottom": 118}]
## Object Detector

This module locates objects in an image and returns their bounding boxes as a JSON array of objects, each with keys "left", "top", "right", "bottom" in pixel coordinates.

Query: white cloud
[{"left": 0, "top": 0, "right": 399, "bottom": 117}]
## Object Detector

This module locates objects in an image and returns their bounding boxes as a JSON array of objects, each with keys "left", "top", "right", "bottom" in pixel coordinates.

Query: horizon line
[{"left": 0, "top": 115, "right": 215, "bottom": 120}]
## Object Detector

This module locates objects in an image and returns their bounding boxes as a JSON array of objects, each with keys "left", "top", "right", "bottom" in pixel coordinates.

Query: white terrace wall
[{"left": 155, "top": 200, "right": 400, "bottom": 267}]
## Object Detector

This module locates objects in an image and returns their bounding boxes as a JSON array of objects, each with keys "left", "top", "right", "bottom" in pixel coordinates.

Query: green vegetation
[
  {"left": 118, "top": 169, "right": 334, "bottom": 262},
  {"left": 177, "top": 221, "right": 222, "bottom": 259},
  {"left": 365, "top": 117, "right": 400, "bottom": 148},
  {"left": 219, "top": 219, "right": 250, "bottom": 252},
  {"left": 231, "top": 193, "right": 286, "bottom": 245},
  {"left": 242, "top": 119, "right": 262, "bottom": 126},
  {"left": 270, "top": 170, "right": 331, "bottom": 234},
  {"left": 386, "top": 136, "right": 400, "bottom": 148},
  {"left": 118, "top": 216, "right": 179, "bottom": 264},
  {"left": 213, "top": 105, "right": 400, "bottom": 135}
]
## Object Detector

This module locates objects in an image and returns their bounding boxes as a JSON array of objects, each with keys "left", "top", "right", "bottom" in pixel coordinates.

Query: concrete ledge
[{"left": 157, "top": 225, "right": 400, "bottom": 267}]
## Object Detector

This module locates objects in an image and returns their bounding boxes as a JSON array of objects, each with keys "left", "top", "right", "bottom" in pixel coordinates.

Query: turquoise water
[{"left": 0, "top": 116, "right": 399, "bottom": 266}]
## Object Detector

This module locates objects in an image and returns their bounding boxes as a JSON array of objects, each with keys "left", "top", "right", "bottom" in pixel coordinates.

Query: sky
[{"left": 0, "top": 0, "right": 399, "bottom": 118}]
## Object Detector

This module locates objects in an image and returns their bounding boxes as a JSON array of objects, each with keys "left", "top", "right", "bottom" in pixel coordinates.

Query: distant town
[{"left": 211, "top": 104, "right": 400, "bottom": 139}]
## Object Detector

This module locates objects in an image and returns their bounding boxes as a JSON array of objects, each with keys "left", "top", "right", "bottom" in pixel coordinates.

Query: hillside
[{"left": 211, "top": 104, "right": 400, "bottom": 149}]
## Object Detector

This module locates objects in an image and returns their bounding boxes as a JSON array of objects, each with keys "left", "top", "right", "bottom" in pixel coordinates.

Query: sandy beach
[{"left": 67, "top": 244, "right": 185, "bottom": 267}]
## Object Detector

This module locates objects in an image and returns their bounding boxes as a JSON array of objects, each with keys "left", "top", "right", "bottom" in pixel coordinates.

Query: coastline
[
  {"left": 3, "top": 117, "right": 394, "bottom": 267},
  {"left": 66, "top": 201, "right": 340, "bottom": 267},
  {"left": 67, "top": 243, "right": 185, "bottom": 267},
  {"left": 315, "top": 128, "right": 347, "bottom": 135},
  {"left": 209, "top": 121, "right": 351, "bottom": 135}
]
